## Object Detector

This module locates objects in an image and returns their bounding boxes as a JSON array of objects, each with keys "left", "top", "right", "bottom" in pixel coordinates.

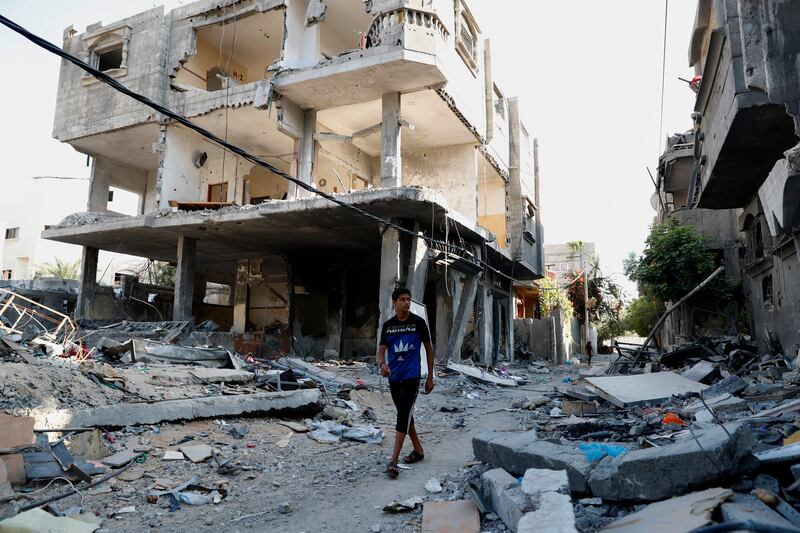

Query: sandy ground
[{"left": 20, "top": 360, "right": 581, "bottom": 533}]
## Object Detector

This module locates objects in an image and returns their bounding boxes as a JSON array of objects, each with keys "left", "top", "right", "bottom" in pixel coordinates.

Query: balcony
[
  {"left": 272, "top": 6, "right": 450, "bottom": 110},
  {"left": 694, "top": 29, "right": 798, "bottom": 209}
]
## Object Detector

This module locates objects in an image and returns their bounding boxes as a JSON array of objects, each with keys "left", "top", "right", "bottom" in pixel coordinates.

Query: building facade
[
  {"left": 544, "top": 242, "right": 596, "bottom": 286},
  {"left": 677, "top": 0, "right": 800, "bottom": 353},
  {"left": 1, "top": 176, "right": 140, "bottom": 282},
  {"left": 46, "top": 0, "right": 545, "bottom": 362}
]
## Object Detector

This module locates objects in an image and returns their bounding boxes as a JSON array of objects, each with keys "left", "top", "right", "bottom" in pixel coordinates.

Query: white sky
[{"left": 0, "top": 1, "right": 699, "bottom": 298}]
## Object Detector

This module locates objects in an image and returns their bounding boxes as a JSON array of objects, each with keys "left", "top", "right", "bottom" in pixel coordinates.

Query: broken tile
[{"left": 179, "top": 444, "right": 213, "bottom": 463}]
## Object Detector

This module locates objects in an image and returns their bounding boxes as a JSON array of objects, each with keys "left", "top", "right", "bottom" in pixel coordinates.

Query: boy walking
[{"left": 377, "top": 287, "right": 434, "bottom": 478}]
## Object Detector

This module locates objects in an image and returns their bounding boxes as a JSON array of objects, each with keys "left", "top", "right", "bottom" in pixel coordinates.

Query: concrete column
[
  {"left": 377, "top": 225, "right": 401, "bottom": 345},
  {"left": 173, "top": 236, "right": 196, "bottom": 322},
  {"left": 507, "top": 279, "right": 515, "bottom": 362},
  {"left": 406, "top": 228, "right": 429, "bottom": 302},
  {"left": 87, "top": 159, "right": 110, "bottom": 212},
  {"left": 553, "top": 307, "right": 565, "bottom": 364},
  {"left": 292, "top": 110, "right": 317, "bottom": 198},
  {"left": 75, "top": 246, "right": 99, "bottom": 321},
  {"left": 380, "top": 92, "right": 402, "bottom": 188},
  {"left": 324, "top": 258, "right": 346, "bottom": 358},
  {"left": 445, "top": 274, "right": 479, "bottom": 361},
  {"left": 483, "top": 39, "right": 493, "bottom": 142},
  {"left": 477, "top": 282, "right": 494, "bottom": 365},
  {"left": 233, "top": 259, "right": 249, "bottom": 334},
  {"left": 434, "top": 272, "right": 453, "bottom": 360},
  {"left": 506, "top": 98, "right": 523, "bottom": 259}
]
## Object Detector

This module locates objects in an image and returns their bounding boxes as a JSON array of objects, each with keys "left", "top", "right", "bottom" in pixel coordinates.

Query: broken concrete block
[
  {"left": 588, "top": 423, "right": 754, "bottom": 501},
  {"left": 179, "top": 444, "right": 213, "bottom": 463},
  {"left": 517, "top": 492, "right": 577, "bottom": 533},
  {"left": 162, "top": 450, "right": 184, "bottom": 461},
  {"left": 481, "top": 468, "right": 532, "bottom": 532},
  {"left": 521, "top": 468, "right": 570, "bottom": 497},
  {"left": 602, "top": 487, "right": 733, "bottom": 532},
  {"left": 58, "top": 389, "right": 322, "bottom": 428},
  {"left": 721, "top": 493, "right": 796, "bottom": 529},
  {"left": 473, "top": 431, "right": 591, "bottom": 492}
]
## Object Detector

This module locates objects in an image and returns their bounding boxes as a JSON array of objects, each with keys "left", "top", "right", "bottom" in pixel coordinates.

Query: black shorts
[{"left": 389, "top": 378, "right": 419, "bottom": 433}]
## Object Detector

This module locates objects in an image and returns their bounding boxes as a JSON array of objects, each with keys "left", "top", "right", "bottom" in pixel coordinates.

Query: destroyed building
[
  {"left": 653, "top": 131, "right": 743, "bottom": 345},
  {"left": 43, "top": 0, "right": 544, "bottom": 362},
  {"left": 678, "top": 0, "right": 800, "bottom": 354}
]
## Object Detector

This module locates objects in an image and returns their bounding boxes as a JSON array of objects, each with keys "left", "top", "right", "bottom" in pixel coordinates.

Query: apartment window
[
  {"left": 108, "top": 190, "right": 115, "bottom": 202},
  {"left": 5, "top": 227, "right": 19, "bottom": 240},
  {"left": 1, "top": 270, "right": 11, "bottom": 280},
  {"left": 82, "top": 23, "right": 130, "bottom": 82},
  {"left": 43, "top": 225, "right": 53, "bottom": 231},
  {"left": 455, "top": 1, "right": 479, "bottom": 74},
  {"left": 97, "top": 44, "right": 123, "bottom": 71}
]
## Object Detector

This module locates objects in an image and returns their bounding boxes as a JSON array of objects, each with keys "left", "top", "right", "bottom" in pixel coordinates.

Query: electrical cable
[
  {"left": 0, "top": 14, "right": 536, "bottom": 288},
  {"left": 657, "top": 0, "right": 669, "bottom": 158}
]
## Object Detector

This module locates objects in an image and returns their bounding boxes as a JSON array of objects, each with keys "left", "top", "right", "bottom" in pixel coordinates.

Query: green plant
[
  {"left": 135, "top": 260, "right": 176, "bottom": 288},
  {"left": 626, "top": 219, "right": 732, "bottom": 305},
  {"left": 36, "top": 258, "right": 80, "bottom": 280},
  {"left": 537, "top": 276, "right": 573, "bottom": 320},
  {"left": 623, "top": 294, "right": 664, "bottom": 337}
]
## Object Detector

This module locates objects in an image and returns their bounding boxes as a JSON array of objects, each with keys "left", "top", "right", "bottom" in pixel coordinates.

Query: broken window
[
  {"left": 97, "top": 44, "right": 124, "bottom": 71},
  {"left": 1, "top": 270, "right": 11, "bottom": 280},
  {"left": 455, "top": 1, "right": 479, "bottom": 73},
  {"left": 5, "top": 227, "right": 19, "bottom": 240},
  {"left": 762, "top": 275, "right": 773, "bottom": 307},
  {"left": 493, "top": 85, "right": 506, "bottom": 120},
  {"left": 208, "top": 183, "right": 228, "bottom": 202},
  {"left": 173, "top": 10, "right": 284, "bottom": 92}
]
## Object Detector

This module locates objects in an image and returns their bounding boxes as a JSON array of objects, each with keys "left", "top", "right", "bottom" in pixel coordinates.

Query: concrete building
[
  {"left": 1, "top": 176, "right": 141, "bottom": 282},
  {"left": 45, "top": 0, "right": 545, "bottom": 362},
  {"left": 544, "top": 242, "right": 596, "bottom": 286},
  {"left": 681, "top": 0, "right": 800, "bottom": 354}
]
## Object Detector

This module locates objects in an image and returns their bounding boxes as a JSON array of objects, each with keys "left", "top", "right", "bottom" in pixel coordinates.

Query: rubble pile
[{"left": 468, "top": 336, "right": 800, "bottom": 532}]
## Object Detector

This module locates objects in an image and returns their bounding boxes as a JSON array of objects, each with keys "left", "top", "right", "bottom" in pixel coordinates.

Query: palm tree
[{"left": 36, "top": 258, "right": 80, "bottom": 280}]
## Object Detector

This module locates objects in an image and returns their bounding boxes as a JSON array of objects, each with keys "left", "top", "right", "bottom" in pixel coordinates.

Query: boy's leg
[
  {"left": 407, "top": 420, "right": 424, "bottom": 455},
  {"left": 391, "top": 430, "right": 405, "bottom": 464}
]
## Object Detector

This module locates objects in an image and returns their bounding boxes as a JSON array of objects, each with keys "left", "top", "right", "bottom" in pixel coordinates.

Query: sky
[{"left": 0, "top": 1, "right": 699, "bottom": 298}]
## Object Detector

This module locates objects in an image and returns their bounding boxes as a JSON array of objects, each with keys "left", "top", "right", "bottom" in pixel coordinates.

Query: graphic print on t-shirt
[{"left": 380, "top": 313, "right": 430, "bottom": 382}]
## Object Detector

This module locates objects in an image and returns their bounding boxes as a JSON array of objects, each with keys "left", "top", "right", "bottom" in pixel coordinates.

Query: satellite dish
[{"left": 650, "top": 192, "right": 660, "bottom": 211}]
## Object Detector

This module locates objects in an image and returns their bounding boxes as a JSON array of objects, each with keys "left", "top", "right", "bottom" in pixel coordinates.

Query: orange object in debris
[{"left": 662, "top": 413, "right": 686, "bottom": 426}]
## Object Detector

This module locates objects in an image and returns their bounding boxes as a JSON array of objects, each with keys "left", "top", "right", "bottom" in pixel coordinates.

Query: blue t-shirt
[{"left": 379, "top": 313, "right": 430, "bottom": 382}]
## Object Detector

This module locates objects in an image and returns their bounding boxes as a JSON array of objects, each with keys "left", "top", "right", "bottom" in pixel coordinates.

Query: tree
[
  {"left": 36, "top": 258, "right": 80, "bottom": 280},
  {"left": 626, "top": 218, "right": 731, "bottom": 305},
  {"left": 134, "top": 260, "right": 176, "bottom": 288},
  {"left": 624, "top": 293, "right": 664, "bottom": 337},
  {"left": 538, "top": 276, "right": 573, "bottom": 320}
]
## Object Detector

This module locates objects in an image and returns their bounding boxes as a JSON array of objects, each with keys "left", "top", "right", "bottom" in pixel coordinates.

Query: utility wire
[
  {"left": 0, "top": 14, "right": 536, "bottom": 288},
  {"left": 657, "top": 0, "right": 669, "bottom": 158}
]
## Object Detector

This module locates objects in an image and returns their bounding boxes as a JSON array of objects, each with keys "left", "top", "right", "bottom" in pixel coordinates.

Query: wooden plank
[{"left": 0, "top": 414, "right": 34, "bottom": 484}]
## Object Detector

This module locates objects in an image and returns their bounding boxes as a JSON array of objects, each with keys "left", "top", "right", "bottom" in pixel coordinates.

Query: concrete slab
[
  {"left": 138, "top": 367, "right": 254, "bottom": 386},
  {"left": 588, "top": 423, "right": 754, "bottom": 501},
  {"left": 601, "top": 487, "right": 733, "bottom": 532},
  {"left": 584, "top": 372, "right": 708, "bottom": 408},
  {"left": 517, "top": 492, "right": 577, "bottom": 533},
  {"left": 179, "top": 444, "right": 213, "bottom": 463},
  {"left": 101, "top": 449, "right": 140, "bottom": 467},
  {"left": 55, "top": 389, "right": 322, "bottom": 429},
  {"left": 482, "top": 468, "right": 532, "bottom": 531},
  {"left": 721, "top": 493, "right": 796, "bottom": 529},
  {"left": 474, "top": 431, "right": 591, "bottom": 492}
]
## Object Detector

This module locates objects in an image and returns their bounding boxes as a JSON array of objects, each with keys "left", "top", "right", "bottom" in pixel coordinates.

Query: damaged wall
[{"left": 402, "top": 143, "right": 478, "bottom": 222}]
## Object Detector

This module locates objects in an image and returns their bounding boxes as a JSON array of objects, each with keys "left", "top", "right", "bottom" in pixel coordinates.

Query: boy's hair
[{"left": 391, "top": 287, "right": 411, "bottom": 301}]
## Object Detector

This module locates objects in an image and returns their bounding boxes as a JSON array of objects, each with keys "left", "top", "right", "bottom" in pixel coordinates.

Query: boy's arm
[{"left": 423, "top": 340, "right": 435, "bottom": 393}]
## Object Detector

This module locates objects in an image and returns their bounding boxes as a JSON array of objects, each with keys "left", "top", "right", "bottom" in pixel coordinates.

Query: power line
[
  {"left": 0, "top": 13, "right": 537, "bottom": 288},
  {"left": 657, "top": 0, "right": 669, "bottom": 158}
]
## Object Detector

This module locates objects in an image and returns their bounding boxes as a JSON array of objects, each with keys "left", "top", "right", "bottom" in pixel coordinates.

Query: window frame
[
  {"left": 82, "top": 22, "right": 131, "bottom": 83},
  {"left": 454, "top": 0, "right": 480, "bottom": 76},
  {"left": 5, "top": 227, "right": 19, "bottom": 240}
]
